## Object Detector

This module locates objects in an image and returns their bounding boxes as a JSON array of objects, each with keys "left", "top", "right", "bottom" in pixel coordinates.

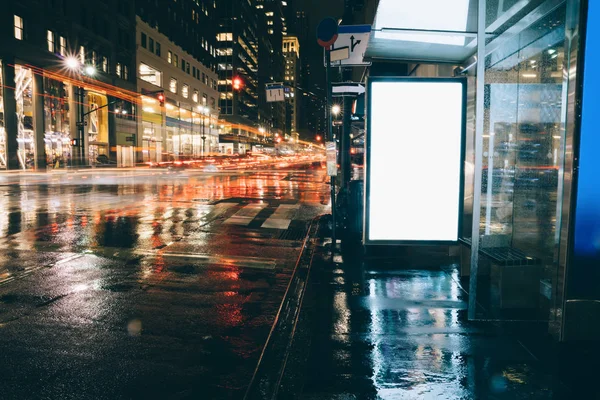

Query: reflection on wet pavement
[
  {"left": 0, "top": 168, "right": 330, "bottom": 399},
  {"left": 304, "top": 252, "right": 571, "bottom": 400}
]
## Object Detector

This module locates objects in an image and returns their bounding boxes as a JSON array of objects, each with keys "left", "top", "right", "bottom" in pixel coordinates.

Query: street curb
[{"left": 243, "top": 214, "right": 326, "bottom": 400}]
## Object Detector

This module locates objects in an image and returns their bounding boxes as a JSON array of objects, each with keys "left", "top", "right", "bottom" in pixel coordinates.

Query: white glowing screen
[{"left": 368, "top": 80, "right": 464, "bottom": 242}]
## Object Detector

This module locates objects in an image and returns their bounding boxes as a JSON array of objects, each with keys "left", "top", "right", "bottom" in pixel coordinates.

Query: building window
[
  {"left": 139, "top": 63, "right": 162, "bottom": 86},
  {"left": 79, "top": 46, "right": 85, "bottom": 63},
  {"left": 174, "top": 54, "right": 178, "bottom": 68},
  {"left": 192, "top": 66, "right": 196, "bottom": 77},
  {"left": 102, "top": 56, "right": 108, "bottom": 73},
  {"left": 91, "top": 50, "right": 97, "bottom": 66},
  {"left": 170, "top": 78, "right": 177, "bottom": 93},
  {"left": 217, "top": 33, "right": 232, "bottom": 41},
  {"left": 168, "top": 50, "right": 172, "bottom": 64},
  {"left": 141, "top": 32, "right": 147, "bottom": 48},
  {"left": 116, "top": 63, "right": 122, "bottom": 77},
  {"left": 155, "top": 42, "right": 161, "bottom": 56},
  {"left": 123, "top": 65, "right": 129, "bottom": 80},
  {"left": 59, "top": 36, "right": 66, "bottom": 56},
  {"left": 149, "top": 37, "right": 155, "bottom": 53},
  {"left": 193, "top": 89, "right": 199, "bottom": 103},
  {"left": 203, "top": 94, "right": 207, "bottom": 105},
  {"left": 14, "top": 15, "right": 23, "bottom": 40},
  {"left": 182, "top": 84, "right": 189, "bottom": 99},
  {"left": 47, "top": 30, "right": 54, "bottom": 52},
  {"left": 186, "top": 64, "right": 190, "bottom": 74}
]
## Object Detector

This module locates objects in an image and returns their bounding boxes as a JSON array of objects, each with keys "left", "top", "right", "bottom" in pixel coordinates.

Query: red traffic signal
[
  {"left": 157, "top": 92, "right": 165, "bottom": 107},
  {"left": 316, "top": 135, "right": 322, "bottom": 142},
  {"left": 233, "top": 77, "right": 243, "bottom": 91}
]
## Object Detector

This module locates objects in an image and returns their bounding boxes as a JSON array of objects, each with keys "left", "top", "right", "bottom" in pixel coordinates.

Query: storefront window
[
  {"left": 166, "top": 103, "right": 180, "bottom": 160},
  {"left": 87, "top": 92, "right": 108, "bottom": 165},
  {"left": 179, "top": 108, "right": 193, "bottom": 157},
  {"left": 43, "top": 77, "right": 71, "bottom": 168},
  {"left": 0, "top": 61, "right": 6, "bottom": 169},
  {"left": 141, "top": 96, "right": 162, "bottom": 163},
  {"left": 14, "top": 65, "right": 35, "bottom": 169}
]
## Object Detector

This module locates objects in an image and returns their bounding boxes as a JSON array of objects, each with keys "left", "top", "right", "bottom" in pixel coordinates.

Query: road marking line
[
  {"left": 223, "top": 203, "right": 266, "bottom": 226},
  {"left": 261, "top": 204, "right": 299, "bottom": 230},
  {"left": 134, "top": 250, "right": 277, "bottom": 270}
]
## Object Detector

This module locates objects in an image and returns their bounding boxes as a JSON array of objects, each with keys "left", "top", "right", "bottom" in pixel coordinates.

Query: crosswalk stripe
[
  {"left": 223, "top": 203, "right": 267, "bottom": 226},
  {"left": 260, "top": 204, "right": 299, "bottom": 230}
]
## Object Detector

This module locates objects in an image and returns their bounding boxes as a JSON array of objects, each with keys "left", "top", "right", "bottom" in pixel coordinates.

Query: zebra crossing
[{"left": 223, "top": 202, "right": 301, "bottom": 229}]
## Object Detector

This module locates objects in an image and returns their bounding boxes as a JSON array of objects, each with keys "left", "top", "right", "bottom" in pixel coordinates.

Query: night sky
[{"left": 296, "top": 0, "right": 345, "bottom": 84}]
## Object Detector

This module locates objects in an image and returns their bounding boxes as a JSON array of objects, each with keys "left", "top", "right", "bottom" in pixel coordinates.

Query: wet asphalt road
[{"left": 0, "top": 165, "right": 330, "bottom": 399}]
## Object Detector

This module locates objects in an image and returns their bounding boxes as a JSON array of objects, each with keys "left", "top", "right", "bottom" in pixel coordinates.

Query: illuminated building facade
[
  {"left": 0, "top": 0, "right": 136, "bottom": 169},
  {"left": 135, "top": 14, "right": 219, "bottom": 162}
]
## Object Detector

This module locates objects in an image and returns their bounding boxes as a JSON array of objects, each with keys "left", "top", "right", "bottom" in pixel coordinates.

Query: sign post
[
  {"left": 324, "top": 25, "right": 372, "bottom": 67},
  {"left": 266, "top": 83, "right": 285, "bottom": 102},
  {"left": 317, "top": 17, "right": 339, "bottom": 255}
]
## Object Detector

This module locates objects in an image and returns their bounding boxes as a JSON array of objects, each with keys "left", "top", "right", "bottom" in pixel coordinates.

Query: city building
[
  {"left": 257, "top": 0, "right": 287, "bottom": 141},
  {"left": 215, "top": 0, "right": 267, "bottom": 155},
  {"left": 0, "top": 0, "right": 137, "bottom": 169},
  {"left": 283, "top": 37, "right": 300, "bottom": 140},
  {"left": 134, "top": 17, "right": 219, "bottom": 162}
]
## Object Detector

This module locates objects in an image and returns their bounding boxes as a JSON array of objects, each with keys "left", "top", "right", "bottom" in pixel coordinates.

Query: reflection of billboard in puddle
[{"left": 365, "top": 78, "right": 466, "bottom": 244}]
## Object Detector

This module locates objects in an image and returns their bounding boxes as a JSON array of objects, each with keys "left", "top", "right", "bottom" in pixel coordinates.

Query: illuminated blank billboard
[{"left": 365, "top": 78, "right": 466, "bottom": 244}]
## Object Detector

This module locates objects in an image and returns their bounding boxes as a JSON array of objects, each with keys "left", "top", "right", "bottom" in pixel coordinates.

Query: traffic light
[
  {"left": 70, "top": 138, "right": 79, "bottom": 147},
  {"left": 157, "top": 92, "right": 165, "bottom": 107},
  {"left": 316, "top": 135, "right": 322, "bottom": 142},
  {"left": 233, "top": 77, "right": 243, "bottom": 91}
]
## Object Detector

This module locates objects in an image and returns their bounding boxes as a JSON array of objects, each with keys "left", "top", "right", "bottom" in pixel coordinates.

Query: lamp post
[
  {"left": 332, "top": 104, "right": 341, "bottom": 165},
  {"left": 65, "top": 56, "right": 96, "bottom": 167},
  {"left": 199, "top": 106, "right": 209, "bottom": 158}
]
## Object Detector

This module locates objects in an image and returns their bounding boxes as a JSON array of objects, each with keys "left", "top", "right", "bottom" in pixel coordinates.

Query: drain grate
[{"left": 278, "top": 221, "right": 309, "bottom": 241}]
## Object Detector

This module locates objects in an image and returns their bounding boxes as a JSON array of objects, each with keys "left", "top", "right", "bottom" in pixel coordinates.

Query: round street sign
[{"left": 317, "top": 17, "right": 339, "bottom": 49}]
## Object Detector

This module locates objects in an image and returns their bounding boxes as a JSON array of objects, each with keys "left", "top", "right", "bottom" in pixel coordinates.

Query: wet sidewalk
[{"left": 296, "top": 241, "right": 581, "bottom": 400}]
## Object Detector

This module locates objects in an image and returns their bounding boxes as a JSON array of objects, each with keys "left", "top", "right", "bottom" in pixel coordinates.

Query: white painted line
[
  {"left": 261, "top": 204, "right": 299, "bottom": 230},
  {"left": 261, "top": 218, "right": 291, "bottom": 230},
  {"left": 224, "top": 203, "right": 266, "bottom": 226}
]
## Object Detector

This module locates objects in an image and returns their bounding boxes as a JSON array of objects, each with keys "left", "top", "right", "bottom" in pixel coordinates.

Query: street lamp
[
  {"left": 332, "top": 104, "right": 341, "bottom": 116},
  {"left": 84, "top": 65, "right": 96, "bottom": 76},
  {"left": 65, "top": 56, "right": 80, "bottom": 71},
  {"left": 64, "top": 57, "right": 97, "bottom": 167},
  {"left": 199, "top": 106, "right": 209, "bottom": 157}
]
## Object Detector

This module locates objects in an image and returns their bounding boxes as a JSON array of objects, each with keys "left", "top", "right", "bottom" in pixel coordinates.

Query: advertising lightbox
[{"left": 365, "top": 77, "right": 466, "bottom": 244}]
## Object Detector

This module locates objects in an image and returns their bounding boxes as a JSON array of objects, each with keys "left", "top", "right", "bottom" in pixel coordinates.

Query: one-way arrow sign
[
  {"left": 332, "top": 82, "right": 365, "bottom": 96},
  {"left": 326, "top": 25, "right": 371, "bottom": 66}
]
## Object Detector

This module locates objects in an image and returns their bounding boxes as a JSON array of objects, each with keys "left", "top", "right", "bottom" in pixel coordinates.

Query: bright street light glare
[
  {"left": 332, "top": 105, "right": 341, "bottom": 115},
  {"left": 84, "top": 65, "right": 96, "bottom": 76},
  {"left": 65, "top": 57, "right": 80, "bottom": 70}
]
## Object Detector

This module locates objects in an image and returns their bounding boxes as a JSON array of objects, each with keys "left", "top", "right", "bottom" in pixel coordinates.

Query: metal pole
[
  {"left": 201, "top": 113, "right": 206, "bottom": 158},
  {"left": 468, "top": 0, "right": 487, "bottom": 320},
  {"left": 341, "top": 96, "right": 352, "bottom": 189},
  {"left": 325, "top": 48, "right": 336, "bottom": 254},
  {"left": 78, "top": 86, "right": 85, "bottom": 166}
]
